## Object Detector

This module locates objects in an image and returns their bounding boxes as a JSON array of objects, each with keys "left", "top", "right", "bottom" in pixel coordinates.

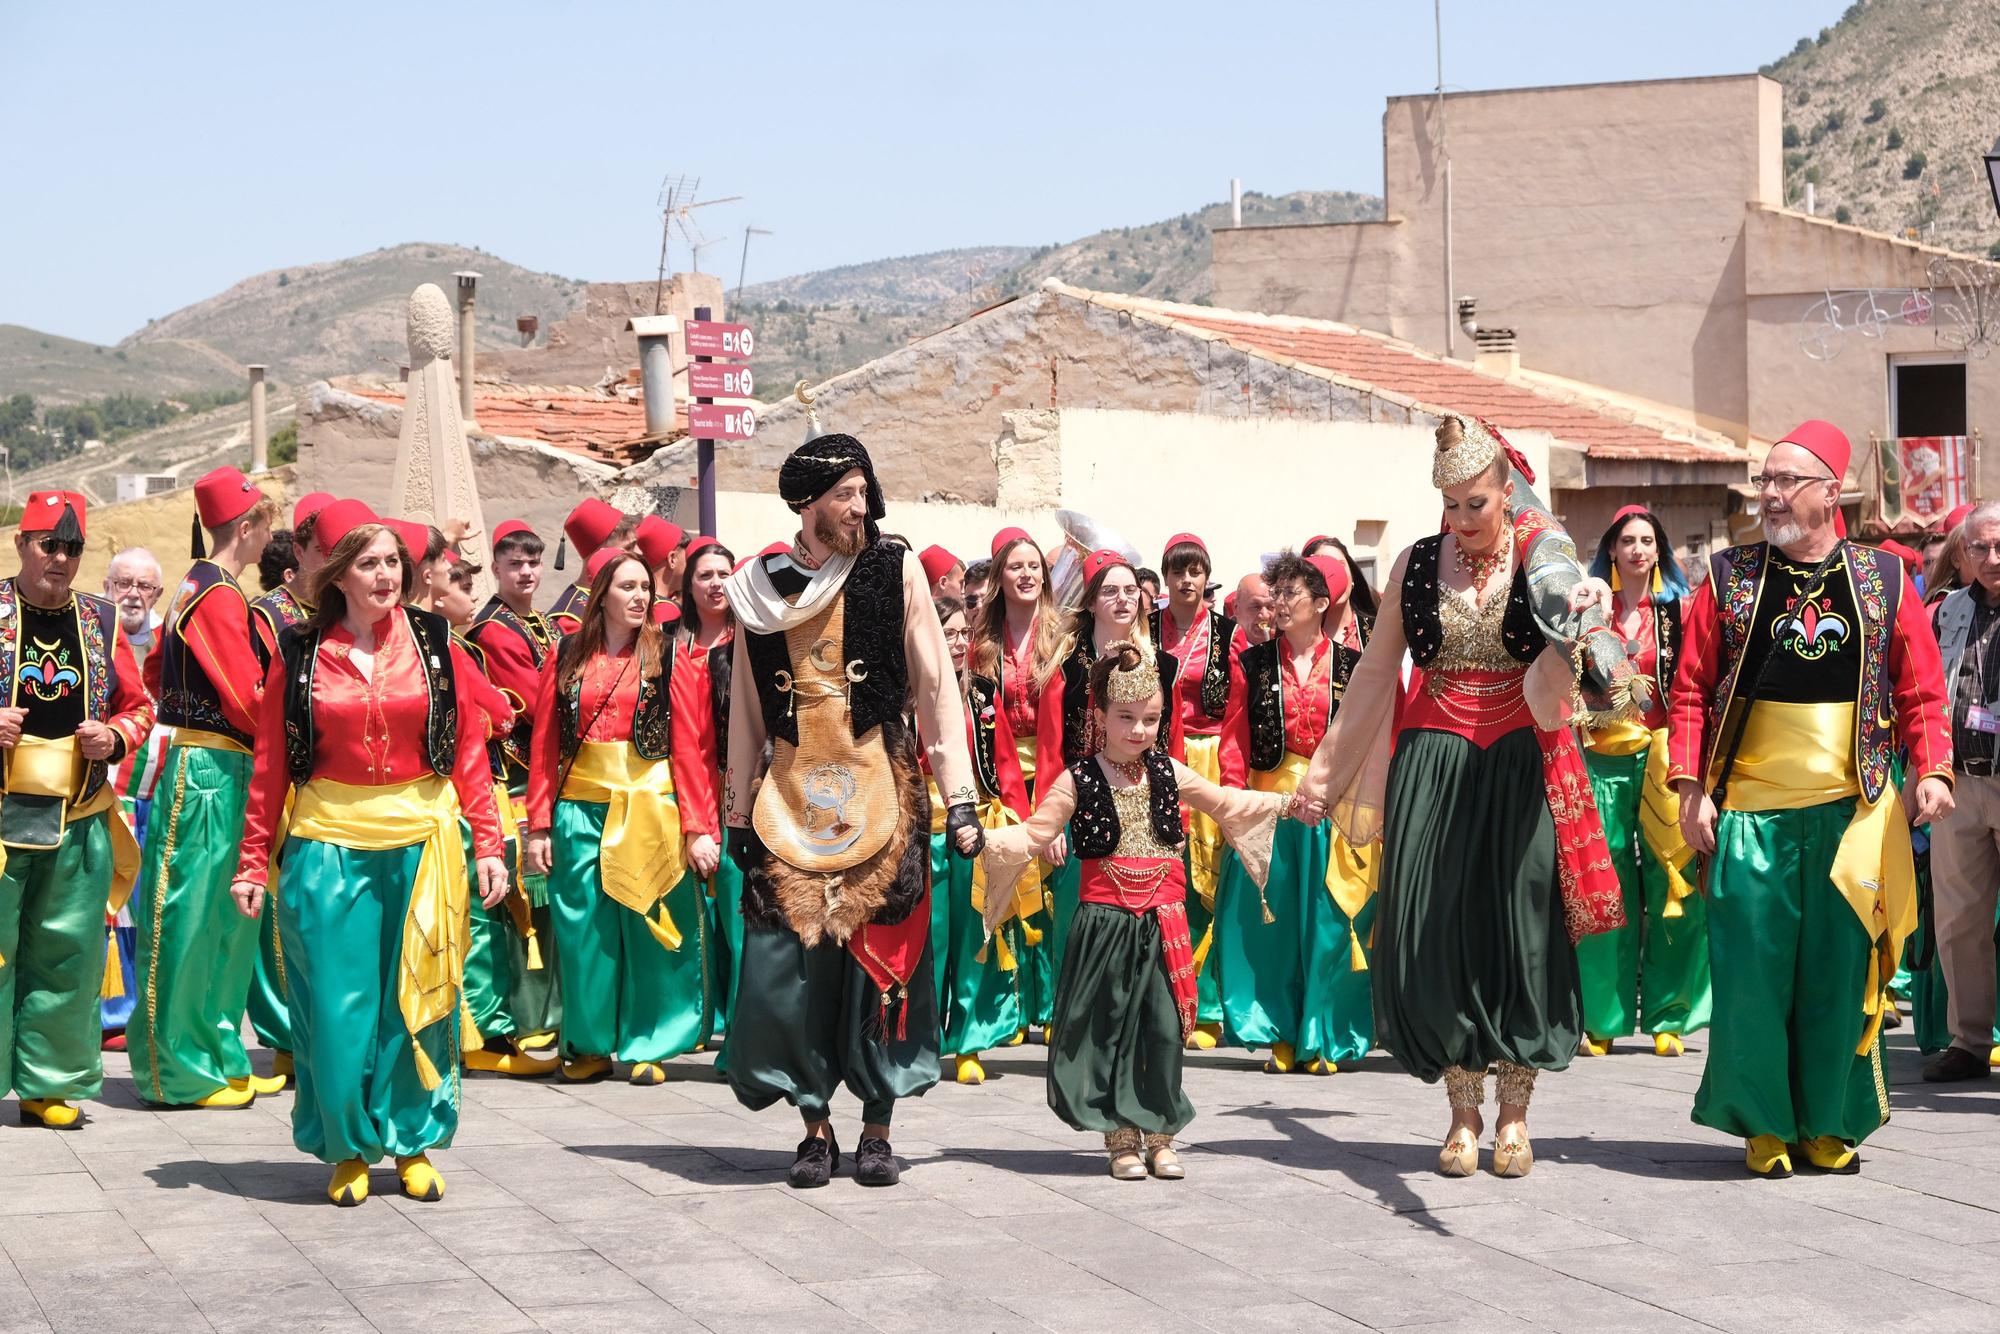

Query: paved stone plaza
[{"left": 2, "top": 1032, "right": 1997, "bottom": 1333}]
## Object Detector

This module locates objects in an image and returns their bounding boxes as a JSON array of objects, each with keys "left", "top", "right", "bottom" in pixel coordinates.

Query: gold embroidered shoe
[
  {"left": 327, "top": 1158, "right": 369, "bottom": 1207},
  {"left": 629, "top": 1062, "right": 667, "bottom": 1085},
  {"left": 1263, "top": 1041, "right": 1296, "bottom": 1074},
  {"left": 1653, "top": 1033, "right": 1684, "bottom": 1058},
  {"left": 955, "top": 1054, "right": 986, "bottom": 1085},
  {"left": 395, "top": 1153, "right": 444, "bottom": 1201},
  {"left": 1799, "top": 1135, "right": 1859, "bottom": 1174},
  {"left": 1491, "top": 1125, "right": 1534, "bottom": 1178},
  {"left": 1745, "top": 1134, "right": 1793, "bottom": 1178},
  {"left": 1438, "top": 1126, "right": 1478, "bottom": 1177},
  {"left": 18, "top": 1098, "right": 81, "bottom": 1129}
]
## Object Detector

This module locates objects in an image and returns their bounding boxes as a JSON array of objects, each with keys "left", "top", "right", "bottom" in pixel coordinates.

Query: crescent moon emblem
[{"left": 808, "top": 638, "right": 841, "bottom": 672}]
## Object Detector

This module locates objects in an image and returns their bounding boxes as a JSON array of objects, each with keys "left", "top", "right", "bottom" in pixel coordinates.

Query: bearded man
[
  {"left": 715, "top": 431, "right": 982, "bottom": 1189},
  {"left": 1669, "top": 420, "right": 1951, "bottom": 1178}
]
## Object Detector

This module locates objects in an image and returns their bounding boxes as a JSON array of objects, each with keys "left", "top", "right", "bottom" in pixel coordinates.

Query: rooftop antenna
[
  {"left": 689, "top": 233, "right": 727, "bottom": 273},
  {"left": 736, "top": 225, "right": 773, "bottom": 307},
  {"left": 655, "top": 173, "right": 744, "bottom": 313}
]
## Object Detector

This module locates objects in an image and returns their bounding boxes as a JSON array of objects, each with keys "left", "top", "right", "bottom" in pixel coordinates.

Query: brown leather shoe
[{"left": 1922, "top": 1046, "right": 1992, "bottom": 1083}]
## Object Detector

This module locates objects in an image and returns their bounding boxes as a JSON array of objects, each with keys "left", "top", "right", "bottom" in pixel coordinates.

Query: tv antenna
[
  {"left": 736, "top": 225, "right": 774, "bottom": 307},
  {"left": 654, "top": 174, "right": 744, "bottom": 312}
]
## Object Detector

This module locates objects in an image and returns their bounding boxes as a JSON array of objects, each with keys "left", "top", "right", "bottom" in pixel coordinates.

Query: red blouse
[
  {"left": 1159, "top": 605, "right": 1221, "bottom": 738},
  {"left": 1615, "top": 596, "right": 1670, "bottom": 732},
  {"left": 1218, "top": 635, "right": 1334, "bottom": 788},
  {"left": 675, "top": 630, "right": 733, "bottom": 834},
  {"left": 236, "top": 608, "right": 503, "bottom": 884},
  {"left": 999, "top": 618, "right": 1042, "bottom": 739},
  {"left": 524, "top": 640, "right": 711, "bottom": 835}
]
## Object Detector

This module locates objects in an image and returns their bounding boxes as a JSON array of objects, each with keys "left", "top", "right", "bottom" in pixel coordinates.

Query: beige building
[{"left": 1213, "top": 73, "right": 1997, "bottom": 528}]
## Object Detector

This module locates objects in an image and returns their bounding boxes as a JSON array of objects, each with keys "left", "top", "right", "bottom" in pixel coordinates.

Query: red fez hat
[
  {"left": 192, "top": 466, "right": 265, "bottom": 559},
  {"left": 292, "top": 491, "right": 334, "bottom": 530},
  {"left": 1304, "top": 534, "right": 1333, "bottom": 552},
  {"left": 650, "top": 599, "right": 682, "bottom": 627},
  {"left": 1082, "top": 548, "right": 1129, "bottom": 583},
  {"left": 634, "top": 515, "right": 685, "bottom": 568},
  {"left": 387, "top": 519, "right": 431, "bottom": 560},
  {"left": 20, "top": 490, "right": 86, "bottom": 540},
  {"left": 1609, "top": 504, "right": 1653, "bottom": 527},
  {"left": 760, "top": 541, "right": 790, "bottom": 558},
  {"left": 1944, "top": 502, "right": 1977, "bottom": 531},
  {"left": 990, "top": 527, "right": 1032, "bottom": 558},
  {"left": 441, "top": 547, "right": 461, "bottom": 565},
  {"left": 1223, "top": 591, "right": 1239, "bottom": 618},
  {"left": 919, "top": 544, "right": 960, "bottom": 585},
  {"left": 1877, "top": 539, "right": 1922, "bottom": 571},
  {"left": 314, "top": 499, "right": 375, "bottom": 550},
  {"left": 1776, "top": 420, "right": 1852, "bottom": 538},
  {"left": 1163, "top": 532, "right": 1207, "bottom": 557},
  {"left": 491, "top": 519, "right": 535, "bottom": 545},
  {"left": 686, "top": 535, "right": 724, "bottom": 562},
  {"left": 584, "top": 547, "right": 626, "bottom": 583},
  {"left": 1307, "top": 554, "right": 1351, "bottom": 603},
  {"left": 557, "top": 497, "right": 624, "bottom": 571}
]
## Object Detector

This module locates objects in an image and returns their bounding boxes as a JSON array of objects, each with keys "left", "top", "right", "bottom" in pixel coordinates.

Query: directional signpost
[{"left": 686, "top": 308, "right": 754, "bottom": 536}]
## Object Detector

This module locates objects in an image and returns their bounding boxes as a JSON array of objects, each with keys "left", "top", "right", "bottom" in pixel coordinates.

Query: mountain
[
  {"left": 734, "top": 188, "right": 1383, "bottom": 391},
  {"left": 122, "top": 242, "right": 591, "bottom": 385},
  {"left": 0, "top": 324, "right": 245, "bottom": 405},
  {"left": 1767, "top": 0, "right": 2000, "bottom": 255}
]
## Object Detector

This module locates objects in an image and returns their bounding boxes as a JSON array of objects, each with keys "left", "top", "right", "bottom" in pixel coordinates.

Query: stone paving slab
[{"left": 2, "top": 1033, "right": 1998, "bottom": 1332}]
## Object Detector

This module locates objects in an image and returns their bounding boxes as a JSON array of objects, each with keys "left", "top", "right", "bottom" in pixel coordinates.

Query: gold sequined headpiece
[
  {"left": 1431, "top": 415, "right": 1504, "bottom": 489},
  {"left": 1103, "top": 641, "right": 1161, "bottom": 704}
]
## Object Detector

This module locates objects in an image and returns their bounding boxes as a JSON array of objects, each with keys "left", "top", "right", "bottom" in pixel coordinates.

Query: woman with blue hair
[{"left": 1578, "top": 506, "right": 1712, "bottom": 1057}]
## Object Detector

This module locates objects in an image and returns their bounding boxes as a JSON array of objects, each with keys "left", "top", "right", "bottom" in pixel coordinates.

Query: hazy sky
[{"left": 1, "top": 0, "right": 1846, "bottom": 345}]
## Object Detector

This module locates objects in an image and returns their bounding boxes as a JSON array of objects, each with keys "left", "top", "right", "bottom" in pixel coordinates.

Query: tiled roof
[
  {"left": 1055, "top": 286, "right": 1747, "bottom": 465},
  {"left": 353, "top": 386, "right": 660, "bottom": 465}
]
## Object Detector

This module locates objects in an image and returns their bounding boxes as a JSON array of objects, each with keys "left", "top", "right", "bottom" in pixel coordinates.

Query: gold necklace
[
  {"left": 1453, "top": 539, "right": 1506, "bottom": 590},
  {"left": 1106, "top": 752, "right": 1146, "bottom": 784}
]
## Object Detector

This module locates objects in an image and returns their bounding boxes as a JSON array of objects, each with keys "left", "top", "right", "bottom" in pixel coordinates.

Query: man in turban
[
  {"left": 1669, "top": 420, "right": 1952, "bottom": 1177},
  {"left": 710, "top": 432, "right": 982, "bottom": 1189}
]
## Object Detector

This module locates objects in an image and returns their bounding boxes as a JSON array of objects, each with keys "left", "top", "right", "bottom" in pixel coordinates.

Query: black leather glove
[
  {"left": 945, "top": 801, "right": 985, "bottom": 859},
  {"left": 726, "top": 823, "right": 764, "bottom": 876}
]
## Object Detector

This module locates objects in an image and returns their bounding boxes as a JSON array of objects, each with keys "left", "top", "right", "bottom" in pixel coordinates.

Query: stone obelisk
[{"left": 389, "top": 283, "right": 493, "bottom": 602}]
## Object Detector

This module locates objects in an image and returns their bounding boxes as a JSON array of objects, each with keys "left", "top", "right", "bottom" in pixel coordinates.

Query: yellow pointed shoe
[
  {"left": 1653, "top": 1033, "right": 1685, "bottom": 1058},
  {"left": 1491, "top": 1126, "right": 1534, "bottom": 1179},
  {"left": 18, "top": 1099, "right": 81, "bottom": 1130},
  {"left": 955, "top": 1054, "right": 986, "bottom": 1085},
  {"left": 1186, "top": 1022, "right": 1221, "bottom": 1051},
  {"left": 1799, "top": 1135, "right": 1859, "bottom": 1175},
  {"left": 231, "top": 1071, "right": 288, "bottom": 1096},
  {"left": 465, "top": 1047, "right": 557, "bottom": 1078},
  {"left": 1263, "top": 1041, "right": 1295, "bottom": 1074},
  {"left": 395, "top": 1153, "right": 444, "bottom": 1202},
  {"left": 1989, "top": 1045, "right": 2000, "bottom": 1069},
  {"left": 629, "top": 1062, "right": 667, "bottom": 1086},
  {"left": 1304, "top": 1058, "right": 1337, "bottom": 1076},
  {"left": 1745, "top": 1134, "right": 1793, "bottom": 1179},
  {"left": 1002, "top": 1028, "right": 1027, "bottom": 1048},
  {"left": 517, "top": 1030, "right": 558, "bottom": 1052},
  {"left": 560, "top": 1056, "right": 613, "bottom": 1083},
  {"left": 272, "top": 1051, "right": 295, "bottom": 1080},
  {"left": 1578, "top": 1035, "right": 1611, "bottom": 1057},
  {"left": 192, "top": 1083, "right": 257, "bottom": 1110},
  {"left": 327, "top": 1158, "right": 369, "bottom": 1207}
]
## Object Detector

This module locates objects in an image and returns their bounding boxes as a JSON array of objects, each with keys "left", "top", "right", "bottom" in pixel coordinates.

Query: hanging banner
[{"left": 1876, "top": 434, "right": 1969, "bottom": 528}]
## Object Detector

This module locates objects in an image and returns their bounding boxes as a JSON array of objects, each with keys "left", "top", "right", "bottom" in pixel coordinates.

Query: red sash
[
  {"left": 846, "top": 888, "right": 930, "bottom": 1043},
  {"left": 1078, "top": 858, "right": 1198, "bottom": 1039}
]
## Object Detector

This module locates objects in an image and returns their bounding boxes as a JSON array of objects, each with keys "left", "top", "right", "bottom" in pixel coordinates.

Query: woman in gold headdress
[{"left": 1297, "top": 416, "right": 1626, "bottom": 1179}]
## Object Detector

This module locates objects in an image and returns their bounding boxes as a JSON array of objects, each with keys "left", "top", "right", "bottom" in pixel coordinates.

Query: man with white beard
[{"left": 1666, "top": 420, "right": 1952, "bottom": 1179}]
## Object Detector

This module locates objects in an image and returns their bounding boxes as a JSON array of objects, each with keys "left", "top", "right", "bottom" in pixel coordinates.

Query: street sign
[
  {"left": 687, "top": 402, "right": 757, "bottom": 441},
  {"left": 686, "top": 362, "right": 754, "bottom": 399},
  {"left": 684, "top": 320, "right": 754, "bottom": 359}
]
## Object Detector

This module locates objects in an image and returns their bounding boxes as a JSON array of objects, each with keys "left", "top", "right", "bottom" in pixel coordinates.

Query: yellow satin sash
[
  {"left": 1182, "top": 733, "right": 1225, "bottom": 911},
  {"left": 1638, "top": 734, "right": 1696, "bottom": 916},
  {"left": 290, "top": 774, "right": 466, "bottom": 1091},
  {"left": 1, "top": 736, "right": 140, "bottom": 927},
  {"left": 171, "top": 728, "right": 251, "bottom": 755},
  {"left": 493, "top": 784, "right": 543, "bottom": 971},
  {"left": 1709, "top": 699, "right": 1912, "bottom": 1052},
  {"left": 973, "top": 798, "right": 1039, "bottom": 969},
  {"left": 1251, "top": 751, "right": 1378, "bottom": 970},
  {"left": 560, "top": 740, "right": 686, "bottom": 951}
]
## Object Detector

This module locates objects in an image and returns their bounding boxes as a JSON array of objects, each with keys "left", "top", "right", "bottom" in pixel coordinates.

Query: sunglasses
[{"left": 33, "top": 537, "right": 84, "bottom": 559}]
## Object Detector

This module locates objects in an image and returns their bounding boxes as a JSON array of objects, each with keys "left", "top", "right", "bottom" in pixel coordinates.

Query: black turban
[{"left": 777, "top": 432, "right": 886, "bottom": 521}]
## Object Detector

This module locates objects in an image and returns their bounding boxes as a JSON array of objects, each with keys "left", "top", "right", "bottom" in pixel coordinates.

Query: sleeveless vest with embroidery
[{"left": 159, "top": 562, "right": 254, "bottom": 747}]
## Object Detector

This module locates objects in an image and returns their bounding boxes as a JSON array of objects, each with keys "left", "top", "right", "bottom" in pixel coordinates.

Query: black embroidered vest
[
  {"left": 452, "top": 631, "right": 507, "bottom": 780},
  {"left": 1401, "top": 533, "right": 1544, "bottom": 668},
  {"left": 706, "top": 638, "right": 732, "bottom": 745},
  {"left": 553, "top": 635, "right": 673, "bottom": 764},
  {"left": 1239, "top": 637, "right": 1358, "bottom": 773},
  {"left": 158, "top": 562, "right": 255, "bottom": 747},
  {"left": 967, "top": 673, "right": 1004, "bottom": 799},
  {"left": 278, "top": 608, "right": 458, "bottom": 785},
  {"left": 744, "top": 541, "right": 907, "bottom": 746},
  {"left": 1058, "top": 641, "right": 1183, "bottom": 768},
  {"left": 472, "top": 596, "right": 554, "bottom": 777},
  {"left": 251, "top": 583, "right": 311, "bottom": 670},
  {"left": 1150, "top": 606, "right": 1236, "bottom": 721},
  {"left": 1069, "top": 749, "right": 1183, "bottom": 859}
]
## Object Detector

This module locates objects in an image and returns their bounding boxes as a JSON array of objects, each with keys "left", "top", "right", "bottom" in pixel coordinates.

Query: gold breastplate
[
  {"left": 1434, "top": 586, "right": 1519, "bottom": 673},
  {"left": 1110, "top": 781, "right": 1179, "bottom": 859}
]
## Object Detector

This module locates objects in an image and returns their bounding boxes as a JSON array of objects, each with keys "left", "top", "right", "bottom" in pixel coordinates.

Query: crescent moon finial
[{"left": 794, "top": 379, "right": 817, "bottom": 406}]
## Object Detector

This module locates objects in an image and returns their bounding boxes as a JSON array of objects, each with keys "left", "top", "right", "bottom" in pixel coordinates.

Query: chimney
[
  {"left": 1230, "top": 178, "right": 1242, "bottom": 228},
  {"left": 624, "top": 314, "right": 680, "bottom": 438},
  {"left": 1474, "top": 326, "right": 1520, "bottom": 379},
  {"left": 248, "top": 365, "right": 268, "bottom": 472},
  {"left": 452, "top": 271, "right": 480, "bottom": 424},
  {"left": 516, "top": 314, "right": 539, "bottom": 347}
]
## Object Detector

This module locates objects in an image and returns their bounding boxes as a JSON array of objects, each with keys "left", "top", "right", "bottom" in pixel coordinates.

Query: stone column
[
  {"left": 453, "top": 271, "right": 480, "bottom": 425},
  {"left": 248, "top": 365, "right": 268, "bottom": 472}
]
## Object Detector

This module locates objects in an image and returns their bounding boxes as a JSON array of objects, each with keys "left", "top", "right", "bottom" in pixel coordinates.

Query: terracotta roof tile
[{"left": 354, "top": 387, "right": 660, "bottom": 464}]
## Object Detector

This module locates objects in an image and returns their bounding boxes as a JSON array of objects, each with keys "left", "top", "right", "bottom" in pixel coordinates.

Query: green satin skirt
[
  {"left": 1048, "top": 901, "right": 1192, "bottom": 1135},
  {"left": 245, "top": 892, "right": 294, "bottom": 1055},
  {"left": 931, "top": 830, "right": 1026, "bottom": 1056},
  {"left": 278, "top": 837, "right": 456, "bottom": 1164},
  {"left": 548, "top": 798, "right": 709, "bottom": 1063},
  {"left": 1693, "top": 801, "right": 1889, "bottom": 1145},
  {"left": 0, "top": 810, "right": 112, "bottom": 1102},
  {"left": 127, "top": 744, "right": 259, "bottom": 1104},
  {"left": 726, "top": 915, "right": 939, "bottom": 1125},
  {"left": 1376, "top": 727, "right": 1581, "bottom": 1082},
  {"left": 462, "top": 828, "right": 562, "bottom": 1044},
  {"left": 1577, "top": 747, "right": 1712, "bottom": 1040},
  {"left": 1213, "top": 817, "right": 1376, "bottom": 1063},
  {"left": 1024, "top": 859, "right": 1080, "bottom": 1028}
]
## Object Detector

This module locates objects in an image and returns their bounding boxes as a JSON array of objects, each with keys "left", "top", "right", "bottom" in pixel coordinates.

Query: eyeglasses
[
  {"left": 107, "top": 576, "right": 162, "bottom": 596},
  {"left": 33, "top": 537, "right": 84, "bottom": 559},
  {"left": 1269, "top": 585, "right": 1311, "bottom": 605},
  {"left": 1749, "top": 471, "right": 1836, "bottom": 495},
  {"left": 1969, "top": 542, "right": 2000, "bottom": 560}
]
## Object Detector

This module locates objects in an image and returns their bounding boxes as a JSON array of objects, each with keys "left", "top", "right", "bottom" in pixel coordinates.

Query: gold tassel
[
  {"left": 100, "top": 928, "right": 123, "bottom": 1000},
  {"left": 524, "top": 928, "right": 544, "bottom": 971},
  {"left": 1259, "top": 885, "right": 1276, "bottom": 925},
  {"left": 1349, "top": 924, "right": 1368, "bottom": 974},
  {"left": 413, "top": 1038, "right": 443, "bottom": 1091},
  {"left": 1652, "top": 564, "right": 1665, "bottom": 596},
  {"left": 1191, "top": 920, "right": 1217, "bottom": 972}
]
